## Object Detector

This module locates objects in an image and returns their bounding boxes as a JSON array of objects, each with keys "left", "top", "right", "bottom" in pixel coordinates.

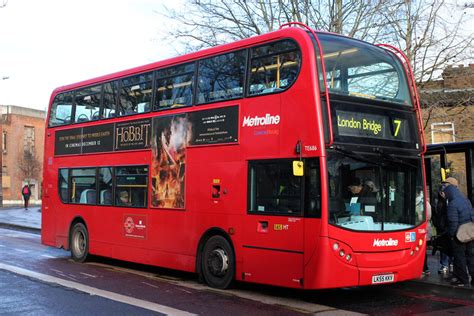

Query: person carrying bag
[{"left": 442, "top": 178, "right": 474, "bottom": 287}]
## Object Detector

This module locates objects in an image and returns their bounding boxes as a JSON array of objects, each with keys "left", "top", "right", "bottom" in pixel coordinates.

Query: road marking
[
  {"left": 88, "top": 262, "right": 344, "bottom": 314},
  {"left": 14, "top": 248, "right": 29, "bottom": 253},
  {"left": 0, "top": 262, "right": 195, "bottom": 316},
  {"left": 80, "top": 272, "right": 97, "bottom": 278},
  {"left": 41, "top": 254, "right": 56, "bottom": 259},
  {"left": 142, "top": 281, "right": 160, "bottom": 289}
]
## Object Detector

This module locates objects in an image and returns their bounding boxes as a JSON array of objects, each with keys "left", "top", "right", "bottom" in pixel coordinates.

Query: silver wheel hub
[{"left": 208, "top": 248, "right": 229, "bottom": 276}]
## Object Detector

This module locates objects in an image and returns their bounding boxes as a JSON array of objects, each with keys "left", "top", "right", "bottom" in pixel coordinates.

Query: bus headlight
[
  {"left": 339, "top": 250, "right": 345, "bottom": 257},
  {"left": 333, "top": 243, "right": 339, "bottom": 251}
]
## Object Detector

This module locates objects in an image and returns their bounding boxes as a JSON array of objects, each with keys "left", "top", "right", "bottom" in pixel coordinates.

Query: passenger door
[{"left": 242, "top": 159, "right": 305, "bottom": 288}]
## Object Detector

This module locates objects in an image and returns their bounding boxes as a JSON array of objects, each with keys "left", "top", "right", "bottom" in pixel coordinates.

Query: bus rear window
[{"left": 49, "top": 92, "right": 73, "bottom": 127}]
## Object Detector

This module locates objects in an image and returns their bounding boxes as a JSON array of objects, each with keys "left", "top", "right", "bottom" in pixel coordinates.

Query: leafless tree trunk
[{"left": 17, "top": 150, "right": 41, "bottom": 184}]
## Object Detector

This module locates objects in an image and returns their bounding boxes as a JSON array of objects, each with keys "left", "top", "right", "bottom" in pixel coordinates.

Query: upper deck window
[
  {"left": 197, "top": 50, "right": 246, "bottom": 104},
  {"left": 155, "top": 63, "right": 195, "bottom": 110},
  {"left": 248, "top": 40, "right": 301, "bottom": 96},
  {"left": 74, "top": 85, "right": 102, "bottom": 123},
  {"left": 318, "top": 34, "right": 412, "bottom": 106},
  {"left": 102, "top": 81, "right": 118, "bottom": 119},
  {"left": 119, "top": 72, "right": 153, "bottom": 116},
  {"left": 49, "top": 92, "right": 74, "bottom": 127}
]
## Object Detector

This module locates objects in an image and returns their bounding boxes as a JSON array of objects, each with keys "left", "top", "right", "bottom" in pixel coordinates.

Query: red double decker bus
[{"left": 42, "top": 23, "right": 428, "bottom": 289}]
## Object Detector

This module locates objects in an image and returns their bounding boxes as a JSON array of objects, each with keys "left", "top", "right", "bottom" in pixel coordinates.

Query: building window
[
  {"left": 24, "top": 126, "right": 35, "bottom": 154},
  {"left": 431, "top": 122, "right": 455, "bottom": 144},
  {"left": 2, "top": 131, "right": 6, "bottom": 153}
]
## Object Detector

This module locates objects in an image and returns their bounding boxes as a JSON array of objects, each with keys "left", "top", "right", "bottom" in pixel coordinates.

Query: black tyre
[
  {"left": 70, "top": 222, "right": 89, "bottom": 263},
  {"left": 201, "top": 235, "right": 235, "bottom": 289}
]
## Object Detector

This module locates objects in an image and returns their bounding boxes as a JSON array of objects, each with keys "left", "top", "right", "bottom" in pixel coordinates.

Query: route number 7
[{"left": 393, "top": 119, "right": 401, "bottom": 137}]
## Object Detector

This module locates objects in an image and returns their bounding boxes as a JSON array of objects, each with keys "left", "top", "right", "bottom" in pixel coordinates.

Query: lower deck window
[{"left": 58, "top": 165, "right": 148, "bottom": 208}]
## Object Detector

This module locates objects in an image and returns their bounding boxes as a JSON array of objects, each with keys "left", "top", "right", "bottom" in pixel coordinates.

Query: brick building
[
  {"left": 1, "top": 105, "right": 46, "bottom": 206},
  {"left": 420, "top": 64, "right": 474, "bottom": 196},
  {"left": 420, "top": 64, "right": 474, "bottom": 144}
]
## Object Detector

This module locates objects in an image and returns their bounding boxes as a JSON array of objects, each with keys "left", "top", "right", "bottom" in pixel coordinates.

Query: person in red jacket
[{"left": 21, "top": 184, "right": 31, "bottom": 210}]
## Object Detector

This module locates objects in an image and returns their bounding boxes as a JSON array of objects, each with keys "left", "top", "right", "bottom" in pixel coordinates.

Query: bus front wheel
[
  {"left": 70, "top": 222, "right": 89, "bottom": 263},
  {"left": 201, "top": 235, "right": 235, "bottom": 289}
]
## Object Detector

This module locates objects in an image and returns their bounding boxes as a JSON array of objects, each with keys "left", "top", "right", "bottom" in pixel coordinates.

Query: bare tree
[
  {"left": 162, "top": 0, "right": 393, "bottom": 52},
  {"left": 161, "top": 0, "right": 473, "bottom": 84},
  {"left": 383, "top": 0, "right": 473, "bottom": 85},
  {"left": 18, "top": 150, "right": 41, "bottom": 184},
  {"left": 1, "top": 0, "right": 7, "bottom": 8}
]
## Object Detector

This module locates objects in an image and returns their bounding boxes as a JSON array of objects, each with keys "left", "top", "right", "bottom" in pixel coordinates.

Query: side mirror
[{"left": 293, "top": 161, "right": 304, "bottom": 176}]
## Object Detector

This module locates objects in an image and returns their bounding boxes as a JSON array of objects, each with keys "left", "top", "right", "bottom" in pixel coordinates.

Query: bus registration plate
[{"left": 372, "top": 274, "right": 394, "bottom": 284}]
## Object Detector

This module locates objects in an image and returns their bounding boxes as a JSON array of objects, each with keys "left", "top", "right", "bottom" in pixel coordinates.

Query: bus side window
[
  {"left": 197, "top": 50, "right": 246, "bottom": 104},
  {"left": 98, "top": 167, "right": 113, "bottom": 206},
  {"left": 102, "top": 81, "right": 118, "bottom": 119},
  {"left": 118, "top": 73, "right": 153, "bottom": 116},
  {"left": 70, "top": 168, "right": 96, "bottom": 205},
  {"left": 115, "top": 166, "right": 148, "bottom": 208},
  {"left": 155, "top": 63, "right": 195, "bottom": 110},
  {"left": 248, "top": 40, "right": 301, "bottom": 96},
  {"left": 49, "top": 92, "right": 73, "bottom": 127},
  {"left": 58, "top": 169, "right": 69, "bottom": 203},
  {"left": 74, "top": 85, "right": 102, "bottom": 123}
]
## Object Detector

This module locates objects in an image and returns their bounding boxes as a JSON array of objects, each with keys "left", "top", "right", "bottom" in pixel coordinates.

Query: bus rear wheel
[
  {"left": 201, "top": 235, "right": 235, "bottom": 289},
  {"left": 70, "top": 222, "right": 89, "bottom": 263}
]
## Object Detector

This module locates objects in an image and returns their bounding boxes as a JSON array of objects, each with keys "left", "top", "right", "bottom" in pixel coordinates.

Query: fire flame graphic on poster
[{"left": 151, "top": 115, "right": 191, "bottom": 208}]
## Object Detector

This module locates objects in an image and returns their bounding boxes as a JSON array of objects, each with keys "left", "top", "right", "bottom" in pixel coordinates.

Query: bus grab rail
[
  {"left": 376, "top": 44, "right": 427, "bottom": 154},
  {"left": 280, "top": 22, "right": 334, "bottom": 147}
]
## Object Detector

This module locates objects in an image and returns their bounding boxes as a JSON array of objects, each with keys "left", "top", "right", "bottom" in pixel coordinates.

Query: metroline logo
[
  {"left": 242, "top": 114, "right": 280, "bottom": 127},
  {"left": 373, "top": 238, "right": 399, "bottom": 247}
]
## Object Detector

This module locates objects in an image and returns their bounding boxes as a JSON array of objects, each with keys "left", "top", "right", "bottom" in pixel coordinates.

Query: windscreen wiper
[
  {"left": 374, "top": 149, "right": 417, "bottom": 168},
  {"left": 333, "top": 146, "right": 383, "bottom": 166}
]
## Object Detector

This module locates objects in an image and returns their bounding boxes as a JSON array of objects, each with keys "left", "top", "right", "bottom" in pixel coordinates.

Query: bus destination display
[{"left": 336, "top": 110, "right": 410, "bottom": 142}]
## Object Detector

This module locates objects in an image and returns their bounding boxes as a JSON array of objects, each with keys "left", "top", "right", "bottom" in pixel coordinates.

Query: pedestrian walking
[
  {"left": 21, "top": 184, "right": 31, "bottom": 210},
  {"left": 441, "top": 178, "right": 474, "bottom": 287}
]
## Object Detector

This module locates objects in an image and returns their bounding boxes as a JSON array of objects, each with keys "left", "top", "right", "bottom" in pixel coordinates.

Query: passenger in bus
[
  {"left": 117, "top": 191, "right": 132, "bottom": 207},
  {"left": 346, "top": 178, "right": 362, "bottom": 215}
]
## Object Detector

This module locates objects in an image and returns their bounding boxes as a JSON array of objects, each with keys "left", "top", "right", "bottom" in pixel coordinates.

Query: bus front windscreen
[
  {"left": 318, "top": 33, "right": 412, "bottom": 106},
  {"left": 327, "top": 150, "right": 425, "bottom": 231}
]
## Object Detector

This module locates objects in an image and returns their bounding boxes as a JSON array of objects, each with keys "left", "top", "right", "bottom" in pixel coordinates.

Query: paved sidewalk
[
  {"left": 0, "top": 206, "right": 41, "bottom": 232},
  {"left": 0, "top": 206, "right": 471, "bottom": 289}
]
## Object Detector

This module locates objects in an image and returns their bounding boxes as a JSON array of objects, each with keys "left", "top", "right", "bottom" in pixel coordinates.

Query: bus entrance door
[{"left": 242, "top": 215, "right": 304, "bottom": 288}]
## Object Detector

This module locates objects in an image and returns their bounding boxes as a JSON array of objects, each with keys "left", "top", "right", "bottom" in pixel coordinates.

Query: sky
[{"left": 0, "top": 0, "right": 182, "bottom": 111}]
